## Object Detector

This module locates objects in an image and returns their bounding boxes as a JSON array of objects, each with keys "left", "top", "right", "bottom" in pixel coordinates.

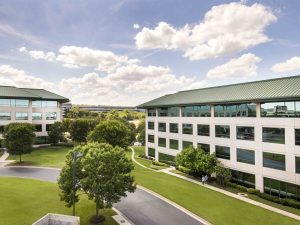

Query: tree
[
  {"left": 4, "top": 123, "right": 35, "bottom": 163},
  {"left": 136, "top": 119, "right": 145, "bottom": 145},
  {"left": 81, "top": 143, "right": 135, "bottom": 223},
  {"left": 88, "top": 119, "right": 135, "bottom": 148},
  {"left": 175, "top": 146, "right": 219, "bottom": 177},
  {"left": 48, "top": 121, "right": 64, "bottom": 145},
  {"left": 69, "top": 119, "right": 97, "bottom": 144},
  {"left": 216, "top": 166, "right": 232, "bottom": 186}
]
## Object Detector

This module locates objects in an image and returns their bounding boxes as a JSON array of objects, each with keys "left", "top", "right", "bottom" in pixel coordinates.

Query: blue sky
[{"left": 0, "top": 0, "right": 299, "bottom": 106}]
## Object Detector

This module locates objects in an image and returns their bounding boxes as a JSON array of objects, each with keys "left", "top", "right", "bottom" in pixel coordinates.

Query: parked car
[{"left": 133, "top": 142, "right": 142, "bottom": 146}]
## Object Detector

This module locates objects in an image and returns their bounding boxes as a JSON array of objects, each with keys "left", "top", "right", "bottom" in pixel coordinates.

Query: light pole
[{"left": 72, "top": 151, "right": 83, "bottom": 216}]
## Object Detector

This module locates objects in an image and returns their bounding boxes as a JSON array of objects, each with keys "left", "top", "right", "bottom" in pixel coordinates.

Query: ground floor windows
[
  {"left": 262, "top": 127, "right": 285, "bottom": 144},
  {"left": 34, "top": 124, "right": 42, "bottom": 132},
  {"left": 169, "top": 123, "right": 178, "bottom": 133},
  {"left": 158, "top": 123, "right": 166, "bottom": 132},
  {"left": 231, "top": 170, "right": 255, "bottom": 188},
  {"left": 148, "top": 135, "right": 154, "bottom": 143},
  {"left": 264, "top": 177, "right": 300, "bottom": 200},
  {"left": 296, "top": 157, "right": 300, "bottom": 174},
  {"left": 0, "top": 125, "right": 4, "bottom": 133},
  {"left": 197, "top": 124, "right": 209, "bottom": 136},
  {"left": 215, "top": 125, "right": 230, "bottom": 138},
  {"left": 148, "top": 121, "right": 154, "bottom": 130},
  {"left": 46, "top": 112, "right": 57, "bottom": 120},
  {"left": 263, "top": 152, "right": 285, "bottom": 171},
  {"left": 16, "top": 112, "right": 28, "bottom": 120},
  {"left": 158, "top": 137, "right": 166, "bottom": 147},
  {"left": 296, "top": 129, "right": 300, "bottom": 145},
  {"left": 237, "top": 148, "right": 255, "bottom": 165},
  {"left": 236, "top": 126, "right": 254, "bottom": 141},
  {"left": 182, "top": 141, "right": 193, "bottom": 149},
  {"left": 182, "top": 123, "right": 193, "bottom": 135},
  {"left": 0, "top": 112, "right": 11, "bottom": 120},
  {"left": 197, "top": 143, "right": 210, "bottom": 153},
  {"left": 158, "top": 152, "right": 175, "bottom": 163},
  {"left": 46, "top": 124, "right": 53, "bottom": 132},
  {"left": 169, "top": 139, "right": 179, "bottom": 150},
  {"left": 215, "top": 145, "right": 230, "bottom": 160},
  {"left": 148, "top": 147, "right": 155, "bottom": 157}
]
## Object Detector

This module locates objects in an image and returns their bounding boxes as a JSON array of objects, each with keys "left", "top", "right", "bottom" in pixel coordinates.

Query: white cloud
[
  {"left": 19, "top": 47, "right": 56, "bottom": 61},
  {"left": 133, "top": 24, "right": 140, "bottom": 29},
  {"left": 271, "top": 57, "right": 300, "bottom": 73},
  {"left": 135, "top": 2, "right": 276, "bottom": 60},
  {"left": 206, "top": 53, "right": 262, "bottom": 79}
]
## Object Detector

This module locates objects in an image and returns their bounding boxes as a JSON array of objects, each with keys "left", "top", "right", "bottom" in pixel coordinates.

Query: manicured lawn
[
  {"left": 0, "top": 177, "right": 117, "bottom": 225},
  {"left": 8, "top": 146, "right": 72, "bottom": 168}
]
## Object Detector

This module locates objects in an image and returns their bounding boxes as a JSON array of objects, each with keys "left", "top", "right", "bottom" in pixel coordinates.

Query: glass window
[
  {"left": 32, "top": 112, "right": 42, "bottom": 120},
  {"left": 215, "top": 145, "right": 230, "bottom": 160},
  {"left": 170, "top": 139, "right": 179, "bottom": 150},
  {"left": 34, "top": 124, "right": 42, "bottom": 132},
  {"left": 197, "top": 124, "right": 209, "bottom": 136},
  {"left": 215, "top": 125, "right": 230, "bottom": 138},
  {"left": 32, "top": 101, "right": 42, "bottom": 108},
  {"left": 0, "top": 112, "right": 11, "bottom": 120},
  {"left": 159, "top": 152, "right": 175, "bottom": 163},
  {"left": 182, "top": 141, "right": 193, "bottom": 149},
  {"left": 261, "top": 101, "right": 298, "bottom": 117},
  {"left": 148, "top": 148, "right": 155, "bottom": 157},
  {"left": 147, "top": 108, "right": 156, "bottom": 117},
  {"left": 168, "top": 107, "right": 180, "bottom": 117},
  {"left": 46, "top": 112, "right": 57, "bottom": 120},
  {"left": 148, "top": 121, "right": 154, "bottom": 130},
  {"left": 197, "top": 143, "right": 210, "bottom": 154},
  {"left": 264, "top": 177, "right": 300, "bottom": 200},
  {"left": 148, "top": 135, "right": 154, "bottom": 143},
  {"left": 236, "top": 126, "right": 254, "bottom": 141},
  {"left": 0, "top": 125, "right": 4, "bottom": 133},
  {"left": 158, "top": 138, "right": 166, "bottom": 147},
  {"left": 158, "top": 123, "right": 166, "bottom": 132},
  {"left": 182, "top": 105, "right": 211, "bottom": 117},
  {"left": 295, "top": 129, "right": 300, "bottom": 145},
  {"left": 15, "top": 99, "right": 29, "bottom": 107},
  {"left": 45, "top": 101, "right": 57, "bottom": 108},
  {"left": 296, "top": 157, "right": 300, "bottom": 174},
  {"left": 237, "top": 148, "right": 255, "bottom": 165},
  {"left": 263, "top": 152, "right": 285, "bottom": 171},
  {"left": 182, "top": 123, "right": 193, "bottom": 135},
  {"left": 15, "top": 112, "right": 28, "bottom": 120},
  {"left": 169, "top": 123, "right": 178, "bottom": 133},
  {"left": 262, "top": 127, "right": 285, "bottom": 144},
  {"left": 0, "top": 99, "right": 11, "bottom": 107},
  {"left": 158, "top": 107, "right": 168, "bottom": 117},
  {"left": 231, "top": 170, "right": 255, "bottom": 188},
  {"left": 215, "top": 103, "right": 256, "bottom": 117},
  {"left": 46, "top": 124, "right": 52, "bottom": 131}
]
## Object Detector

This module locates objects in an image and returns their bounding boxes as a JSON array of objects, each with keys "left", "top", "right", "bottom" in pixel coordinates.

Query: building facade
[
  {"left": 0, "top": 86, "right": 69, "bottom": 142},
  {"left": 139, "top": 76, "right": 300, "bottom": 200}
]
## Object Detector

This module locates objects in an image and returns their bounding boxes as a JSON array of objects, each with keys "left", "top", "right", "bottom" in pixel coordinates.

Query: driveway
[{"left": 0, "top": 166, "right": 204, "bottom": 225}]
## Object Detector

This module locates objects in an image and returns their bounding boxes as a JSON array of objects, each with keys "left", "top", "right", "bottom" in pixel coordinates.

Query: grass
[
  {"left": 0, "top": 177, "right": 117, "bottom": 225},
  {"left": 8, "top": 146, "right": 72, "bottom": 167}
]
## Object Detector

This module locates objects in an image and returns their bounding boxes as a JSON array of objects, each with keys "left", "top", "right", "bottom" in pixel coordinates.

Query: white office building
[
  {"left": 0, "top": 86, "right": 69, "bottom": 143},
  {"left": 139, "top": 75, "right": 300, "bottom": 200}
]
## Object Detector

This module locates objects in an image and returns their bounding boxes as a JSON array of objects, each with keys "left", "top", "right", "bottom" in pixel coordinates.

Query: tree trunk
[
  {"left": 96, "top": 202, "right": 99, "bottom": 216},
  {"left": 19, "top": 154, "right": 22, "bottom": 163}
]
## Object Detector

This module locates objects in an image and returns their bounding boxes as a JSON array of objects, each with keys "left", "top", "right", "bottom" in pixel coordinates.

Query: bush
[
  {"left": 151, "top": 160, "right": 168, "bottom": 167},
  {"left": 236, "top": 185, "right": 247, "bottom": 192},
  {"left": 283, "top": 198, "right": 300, "bottom": 209},
  {"left": 247, "top": 188, "right": 260, "bottom": 195},
  {"left": 177, "top": 165, "right": 191, "bottom": 174}
]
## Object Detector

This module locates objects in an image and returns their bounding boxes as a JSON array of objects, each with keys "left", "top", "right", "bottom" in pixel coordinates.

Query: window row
[
  {"left": 0, "top": 112, "right": 57, "bottom": 121},
  {"left": 0, "top": 124, "right": 54, "bottom": 133},
  {"left": 0, "top": 99, "right": 58, "bottom": 108}
]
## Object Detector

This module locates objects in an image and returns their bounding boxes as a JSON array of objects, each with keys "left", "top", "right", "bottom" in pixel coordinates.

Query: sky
[{"left": 0, "top": 0, "right": 300, "bottom": 106}]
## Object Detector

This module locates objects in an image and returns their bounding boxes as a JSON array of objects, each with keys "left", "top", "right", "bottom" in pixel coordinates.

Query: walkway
[{"left": 0, "top": 149, "right": 14, "bottom": 167}]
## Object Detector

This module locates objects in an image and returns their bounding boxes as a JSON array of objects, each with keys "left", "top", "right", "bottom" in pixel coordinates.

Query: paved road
[{"left": 0, "top": 166, "right": 204, "bottom": 225}]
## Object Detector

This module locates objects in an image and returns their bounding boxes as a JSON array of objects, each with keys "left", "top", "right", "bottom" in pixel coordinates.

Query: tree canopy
[
  {"left": 69, "top": 118, "right": 98, "bottom": 143},
  {"left": 48, "top": 121, "right": 64, "bottom": 145}
]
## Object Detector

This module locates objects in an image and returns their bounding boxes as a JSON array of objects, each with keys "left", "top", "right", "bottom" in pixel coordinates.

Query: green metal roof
[
  {"left": 138, "top": 75, "right": 300, "bottom": 108},
  {"left": 0, "top": 86, "right": 69, "bottom": 102}
]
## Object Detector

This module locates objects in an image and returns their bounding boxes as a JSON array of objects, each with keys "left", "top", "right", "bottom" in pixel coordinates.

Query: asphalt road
[{"left": 0, "top": 166, "right": 204, "bottom": 225}]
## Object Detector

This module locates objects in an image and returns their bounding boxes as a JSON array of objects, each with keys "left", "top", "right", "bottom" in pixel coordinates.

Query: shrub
[
  {"left": 247, "top": 188, "right": 260, "bottom": 195},
  {"left": 177, "top": 165, "right": 191, "bottom": 174},
  {"left": 151, "top": 160, "right": 168, "bottom": 167},
  {"left": 283, "top": 199, "right": 300, "bottom": 209},
  {"left": 236, "top": 185, "right": 247, "bottom": 192}
]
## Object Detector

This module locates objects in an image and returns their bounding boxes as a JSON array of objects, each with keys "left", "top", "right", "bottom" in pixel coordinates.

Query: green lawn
[
  {"left": 0, "top": 177, "right": 117, "bottom": 225},
  {"left": 8, "top": 146, "right": 72, "bottom": 167}
]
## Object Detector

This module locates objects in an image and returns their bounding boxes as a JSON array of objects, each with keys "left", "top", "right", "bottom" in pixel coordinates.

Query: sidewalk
[{"left": 0, "top": 149, "right": 14, "bottom": 167}]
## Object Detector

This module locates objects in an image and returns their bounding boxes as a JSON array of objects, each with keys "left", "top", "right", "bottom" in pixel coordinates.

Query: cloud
[
  {"left": 206, "top": 53, "right": 261, "bottom": 79},
  {"left": 19, "top": 47, "right": 56, "bottom": 61},
  {"left": 135, "top": 2, "right": 276, "bottom": 60},
  {"left": 133, "top": 24, "right": 140, "bottom": 29},
  {"left": 271, "top": 57, "right": 300, "bottom": 73}
]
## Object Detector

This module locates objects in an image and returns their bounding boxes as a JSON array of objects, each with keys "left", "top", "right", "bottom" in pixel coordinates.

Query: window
[
  {"left": 237, "top": 148, "right": 255, "bottom": 165},
  {"left": 15, "top": 112, "right": 28, "bottom": 120},
  {"left": 214, "top": 103, "right": 256, "bottom": 117},
  {"left": 46, "top": 124, "right": 53, "bottom": 131},
  {"left": 197, "top": 143, "right": 210, "bottom": 154},
  {"left": 0, "top": 99, "right": 11, "bottom": 107},
  {"left": 197, "top": 124, "right": 209, "bottom": 136},
  {"left": 148, "top": 108, "right": 156, "bottom": 117},
  {"left": 0, "top": 112, "right": 11, "bottom": 120},
  {"left": 295, "top": 129, "right": 300, "bottom": 145},
  {"left": 43, "top": 101, "right": 57, "bottom": 108},
  {"left": 168, "top": 107, "right": 180, "bottom": 117},
  {"left": 215, "top": 145, "right": 230, "bottom": 160},
  {"left": 32, "top": 101, "right": 42, "bottom": 108},
  {"left": 148, "top": 121, "right": 154, "bottom": 130},
  {"left": 263, "top": 152, "right": 285, "bottom": 171},
  {"left": 15, "top": 99, "right": 29, "bottom": 107},
  {"left": 158, "top": 138, "right": 166, "bottom": 147},
  {"left": 182, "top": 141, "right": 193, "bottom": 149},
  {"left": 148, "top": 148, "right": 155, "bottom": 157},
  {"left": 148, "top": 135, "right": 154, "bottom": 143},
  {"left": 262, "top": 127, "right": 285, "bottom": 144},
  {"left": 236, "top": 126, "right": 254, "bottom": 141},
  {"left": 169, "top": 123, "right": 178, "bottom": 133},
  {"left": 261, "top": 101, "right": 300, "bottom": 117},
  {"left": 169, "top": 139, "right": 179, "bottom": 150},
  {"left": 296, "top": 157, "right": 300, "bottom": 174},
  {"left": 0, "top": 125, "right": 4, "bottom": 133},
  {"left": 158, "top": 123, "right": 166, "bottom": 132},
  {"left": 32, "top": 112, "right": 42, "bottom": 120},
  {"left": 46, "top": 112, "right": 57, "bottom": 120},
  {"left": 182, "top": 105, "right": 211, "bottom": 117},
  {"left": 34, "top": 124, "right": 42, "bottom": 132},
  {"left": 215, "top": 125, "right": 230, "bottom": 138},
  {"left": 264, "top": 177, "right": 300, "bottom": 200},
  {"left": 159, "top": 152, "right": 175, "bottom": 163},
  {"left": 231, "top": 170, "right": 255, "bottom": 188},
  {"left": 182, "top": 123, "right": 193, "bottom": 135},
  {"left": 158, "top": 107, "right": 168, "bottom": 117}
]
